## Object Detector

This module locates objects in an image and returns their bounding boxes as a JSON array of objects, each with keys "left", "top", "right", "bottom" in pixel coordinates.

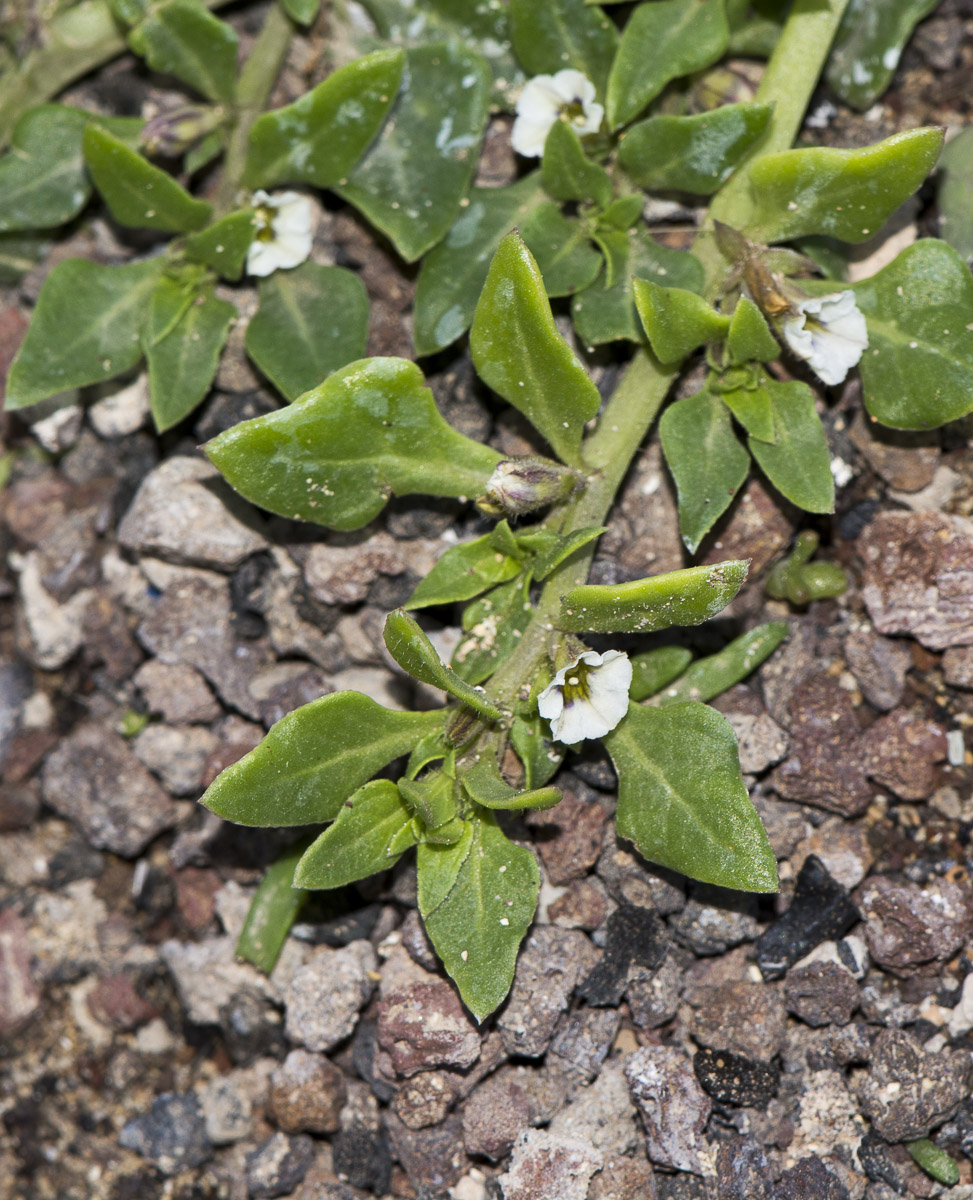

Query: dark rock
[
  {"left": 687, "top": 981, "right": 787, "bottom": 1063},
  {"left": 668, "top": 887, "right": 761, "bottom": 956},
  {"left": 0, "top": 782, "right": 40, "bottom": 832},
  {"left": 377, "top": 980, "right": 480, "bottom": 1077},
  {"left": 270, "top": 1050, "right": 346, "bottom": 1134},
  {"left": 548, "top": 878, "right": 610, "bottom": 930},
  {"left": 292, "top": 903, "right": 382, "bottom": 949},
  {"left": 118, "top": 1093, "right": 212, "bottom": 1176},
  {"left": 857, "top": 1130, "right": 902, "bottom": 1191},
  {"left": 861, "top": 709, "right": 947, "bottom": 800},
  {"left": 854, "top": 1027, "right": 971, "bottom": 1141},
  {"left": 194, "top": 389, "right": 277, "bottom": 440},
  {"left": 715, "top": 1136, "right": 774, "bottom": 1199},
  {"left": 596, "top": 830, "right": 686, "bottom": 915},
  {"left": 332, "top": 1082, "right": 391, "bottom": 1193},
  {"left": 350, "top": 1020, "right": 396, "bottom": 1104},
  {"left": 0, "top": 659, "right": 31, "bottom": 768},
  {"left": 0, "top": 908, "right": 42, "bottom": 1036},
  {"left": 384, "top": 1110, "right": 469, "bottom": 1192},
  {"left": 756, "top": 855, "right": 860, "bottom": 980},
  {"left": 498, "top": 927, "right": 599, "bottom": 1058},
  {"left": 693, "top": 1047, "right": 779, "bottom": 1108},
  {"left": 777, "top": 1156, "right": 850, "bottom": 1200},
  {"left": 577, "top": 906, "right": 668, "bottom": 1007},
  {"left": 548, "top": 1008, "right": 620, "bottom": 1084},
  {"left": 392, "top": 1069, "right": 457, "bottom": 1129},
  {"left": 626, "top": 1045, "right": 711, "bottom": 1175},
  {"left": 848, "top": 409, "right": 939, "bottom": 493},
  {"left": 785, "top": 962, "right": 860, "bottom": 1027},
  {"left": 859, "top": 972, "right": 919, "bottom": 1028},
  {"left": 627, "top": 953, "right": 683, "bottom": 1031},
  {"left": 524, "top": 787, "right": 607, "bottom": 884},
  {"left": 219, "top": 990, "right": 286, "bottom": 1064},
  {"left": 856, "top": 875, "right": 971, "bottom": 977},
  {"left": 843, "top": 628, "right": 911, "bottom": 712},
  {"left": 462, "top": 1072, "right": 533, "bottom": 1161},
  {"left": 246, "top": 1132, "right": 315, "bottom": 1199},
  {"left": 569, "top": 746, "right": 617, "bottom": 791}
]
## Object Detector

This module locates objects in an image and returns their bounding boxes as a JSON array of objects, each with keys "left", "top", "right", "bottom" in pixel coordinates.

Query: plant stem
[
  {"left": 214, "top": 2, "right": 294, "bottom": 213},
  {"left": 693, "top": 0, "right": 853, "bottom": 295}
]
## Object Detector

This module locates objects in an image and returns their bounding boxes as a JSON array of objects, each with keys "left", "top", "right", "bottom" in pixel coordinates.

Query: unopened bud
[
  {"left": 140, "top": 105, "right": 226, "bottom": 157},
  {"left": 477, "top": 457, "right": 581, "bottom": 518}
]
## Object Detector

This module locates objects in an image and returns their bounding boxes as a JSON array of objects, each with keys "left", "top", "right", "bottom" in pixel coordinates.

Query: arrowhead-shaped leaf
[
  {"left": 510, "top": 0, "right": 618, "bottom": 94},
  {"left": 747, "top": 380, "right": 834, "bottom": 512},
  {"left": 405, "top": 535, "right": 522, "bottom": 610},
  {"left": 184, "top": 210, "right": 255, "bottom": 281},
  {"left": 521, "top": 203, "right": 602, "bottom": 299},
  {"left": 826, "top": 0, "right": 939, "bottom": 111},
  {"left": 128, "top": 0, "right": 238, "bottom": 103},
  {"left": 633, "top": 279, "right": 729, "bottom": 365},
  {"left": 541, "top": 120, "right": 612, "bottom": 208},
  {"left": 0, "top": 106, "right": 91, "bottom": 233},
  {"left": 145, "top": 291, "right": 235, "bottom": 431},
  {"left": 461, "top": 755, "right": 561, "bottom": 811}
]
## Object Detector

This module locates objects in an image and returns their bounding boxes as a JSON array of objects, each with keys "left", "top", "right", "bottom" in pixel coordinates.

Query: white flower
[
  {"left": 537, "top": 649, "right": 632, "bottom": 745},
  {"left": 511, "top": 69, "right": 604, "bottom": 158},
  {"left": 776, "top": 290, "right": 868, "bottom": 387},
  {"left": 247, "top": 189, "right": 314, "bottom": 277}
]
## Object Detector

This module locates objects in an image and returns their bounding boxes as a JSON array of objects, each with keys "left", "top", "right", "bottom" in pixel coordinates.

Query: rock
[
  {"left": 384, "top": 1109, "right": 470, "bottom": 1192},
  {"left": 42, "top": 722, "right": 181, "bottom": 856},
  {"left": 270, "top": 1050, "right": 346, "bottom": 1134},
  {"left": 377, "top": 980, "right": 480, "bottom": 1077},
  {"left": 848, "top": 409, "right": 939, "bottom": 493},
  {"left": 392, "top": 1069, "right": 457, "bottom": 1129},
  {"left": 284, "top": 941, "right": 377, "bottom": 1053},
  {"left": 693, "top": 1046, "right": 779, "bottom": 1108},
  {"left": 498, "top": 927, "right": 599, "bottom": 1058},
  {"left": 118, "top": 1092, "right": 213, "bottom": 1176},
  {"left": 785, "top": 962, "right": 860, "bottom": 1027},
  {"left": 861, "top": 709, "right": 946, "bottom": 800},
  {"left": 782, "top": 1068, "right": 865, "bottom": 1171},
  {"left": 854, "top": 1027, "right": 970, "bottom": 1141},
  {"left": 790, "top": 819, "right": 874, "bottom": 891},
  {"left": 199, "top": 1069, "right": 262, "bottom": 1145},
  {"left": 944, "top": 646, "right": 973, "bottom": 689},
  {"left": 133, "top": 660, "right": 221, "bottom": 723},
  {"left": 716, "top": 1137, "right": 775, "bottom": 1200},
  {"left": 303, "top": 534, "right": 408, "bottom": 606},
  {"left": 86, "top": 972, "right": 156, "bottom": 1031},
  {"left": 0, "top": 908, "right": 41, "bottom": 1036},
  {"left": 118, "top": 455, "right": 268, "bottom": 570},
  {"left": 700, "top": 477, "right": 795, "bottom": 577},
  {"left": 843, "top": 628, "right": 911, "bottom": 712},
  {"left": 687, "top": 981, "right": 788, "bottom": 1062},
  {"left": 589, "top": 1156, "right": 657, "bottom": 1200},
  {"left": 595, "top": 442, "right": 684, "bottom": 581},
  {"left": 246, "top": 1132, "right": 315, "bottom": 1199},
  {"left": 15, "top": 551, "right": 93, "bottom": 669},
  {"left": 626, "top": 1045, "right": 712, "bottom": 1175},
  {"left": 859, "top": 972, "right": 919, "bottom": 1029},
  {"left": 548, "top": 878, "right": 610, "bottom": 931},
  {"left": 548, "top": 1060, "right": 640, "bottom": 1159},
  {"left": 778, "top": 1156, "right": 850, "bottom": 1200},
  {"left": 548, "top": 1007, "right": 620, "bottom": 1084},
  {"left": 596, "top": 830, "right": 686, "bottom": 915},
  {"left": 133, "top": 723, "right": 219, "bottom": 796},
  {"left": 757, "top": 855, "right": 860, "bottom": 980},
  {"left": 249, "top": 661, "right": 330, "bottom": 728},
  {"left": 578, "top": 906, "right": 667, "bottom": 1007},
  {"left": 498, "top": 1129, "right": 603, "bottom": 1200},
  {"left": 668, "top": 887, "right": 761, "bottom": 956},
  {"left": 88, "top": 372, "right": 150, "bottom": 437},
  {"left": 724, "top": 710, "right": 789, "bottom": 773},
  {"left": 27, "top": 399, "right": 84, "bottom": 452},
  {"left": 463, "top": 1072, "right": 533, "bottom": 1161},
  {"left": 771, "top": 675, "right": 871, "bottom": 816},
  {"left": 331, "top": 1079, "right": 390, "bottom": 1192},
  {"left": 856, "top": 875, "right": 971, "bottom": 977},
  {"left": 627, "top": 952, "right": 683, "bottom": 1031},
  {"left": 859, "top": 511, "right": 973, "bottom": 650},
  {"left": 160, "top": 936, "right": 279, "bottom": 1027},
  {"left": 525, "top": 787, "right": 607, "bottom": 884}
]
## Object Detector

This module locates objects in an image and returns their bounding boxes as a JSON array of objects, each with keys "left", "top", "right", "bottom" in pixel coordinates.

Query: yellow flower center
[{"left": 560, "top": 662, "right": 592, "bottom": 705}]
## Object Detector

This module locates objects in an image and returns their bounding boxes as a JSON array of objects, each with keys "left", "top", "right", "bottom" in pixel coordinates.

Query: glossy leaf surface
[
  {"left": 560, "top": 561, "right": 749, "bottom": 634},
  {"left": 146, "top": 292, "right": 235, "bottom": 431},
  {"left": 520, "top": 203, "right": 602, "bottom": 298},
  {"left": 633, "top": 280, "right": 729, "bottom": 364},
  {"left": 826, "top": 0, "right": 938, "bottom": 111},
  {"left": 659, "top": 388, "right": 750, "bottom": 552},
  {"left": 748, "top": 128, "right": 944, "bottom": 244},
  {"left": 295, "top": 780, "right": 416, "bottom": 888},
  {"left": 510, "top": 0, "right": 618, "bottom": 94},
  {"left": 461, "top": 756, "right": 561, "bottom": 811},
  {"left": 235, "top": 837, "right": 312, "bottom": 974},
  {"left": 0, "top": 106, "right": 91, "bottom": 232},
  {"left": 405, "top": 536, "right": 522, "bottom": 610},
  {"left": 470, "top": 233, "right": 600, "bottom": 465},
  {"left": 206, "top": 358, "right": 502, "bottom": 530},
  {"left": 541, "top": 120, "right": 611, "bottom": 207},
  {"left": 6, "top": 258, "right": 162, "bottom": 408},
  {"left": 747, "top": 381, "right": 834, "bottom": 512},
  {"left": 660, "top": 622, "right": 788, "bottom": 704},
  {"left": 245, "top": 264, "right": 369, "bottom": 402},
  {"left": 337, "top": 43, "right": 491, "bottom": 262},
  {"left": 184, "top": 210, "right": 255, "bottom": 280},
  {"left": 201, "top": 692, "right": 444, "bottom": 826},
  {"left": 726, "top": 296, "right": 779, "bottom": 364},
  {"left": 606, "top": 702, "right": 778, "bottom": 891},
  {"left": 282, "top": 0, "right": 320, "bottom": 25},
  {"left": 937, "top": 128, "right": 973, "bottom": 264},
  {"left": 246, "top": 49, "right": 404, "bottom": 189},
  {"left": 629, "top": 646, "right": 693, "bottom": 702},
  {"left": 128, "top": 0, "right": 238, "bottom": 103}
]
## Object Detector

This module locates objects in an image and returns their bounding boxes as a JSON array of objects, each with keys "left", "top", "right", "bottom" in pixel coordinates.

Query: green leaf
[
  {"left": 0, "top": 105, "right": 91, "bottom": 233},
  {"left": 606, "top": 0, "right": 729, "bottom": 130},
  {"left": 525, "top": 525, "right": 606, "bottom": 580},
  {"left": 541, "top": 119, "right": 611, "bottom": 207},
  {"left": 849, "top": 239, "right": 973, "bottom": 429},
  {"left": 747, "top": 380, "right": 834, "bottom": 512},
  {"left": 405, "top": 535, "right": 522, "bottom": 610},
  {"left": 725, "top": 0, "right": 785, "bottom": 56},
  {"left": 384, "top": 610, "right": 505, "bottom": 722},
  {"left": 561, "top": 560, "right": 749, "bottom": 634},
  {"left": 461, "top": 754, "right": 561, "bottom": 811},
  {"left": 413, "top": 173, "right": 545, "bottom": 357},
  {"left": 294, "top": 780, "right": 416, "bottom": 889},
  {"left": 605, "top": 702, "right": 778, "bottom": 891},
  {"left": 619, "top": 103, "right": 772, "bottom": 195},
  {"left": 452, "top": 576, "right": 533, "bottom": 686},
  {"left": 630, "top": 646, "right": 693, "bottom": 702},
  {"left": 5, "top": 258, "right": 163, "bottom": 409},
  {"left": 938, "top": 127, "right": 973, "bottom": 264},
  {"left": 128, "top": 0, "right": 238, "bottom": 103},
  {"left": 336, "top": 43, "right": 491, "bottom": 262},
  {"left": 599, "top": 194, "right": 644, "bottom": 232},
  {"left": 510, "top": 0, "right": 618, "bottom": 95},
  {"left": 400, "top": 771, "right": 459, "bottom": 833},
  {"left": 726, "top": 296, "right": 779, "bottom": 364},
  {"left": 659, "top": 387, "right": 751, "bottom": 553},
  {"left": 184, "top": 210, "right": 255, "bottom": 281},
  {"left": 572, "top": 227, "right": 705, "bottom": 346},
  {"left": 509, "top": 714, "right": 564, "bottom": 789},
  {"left": 520, "top": 202, "right": 602, "bottom": 298},
  {"left": 470, "top": 232, "right": 601, "bottom": 465},
  {"left": 83, "top": 123, "right": 212, "bottom": 232},
  {"left": 235, "top": 837, "right": 312, "bottom": 974},
  {"left": 144, "top": 271, "right": 199, "bottom": 346},
  {"left": 905, "top": 1139, "right": 961, "bottom": 1188},
  {"left": 246, "top": 49, "right": 404, "bottom": 189},
  {"left": 0, "top": 234, "right": 47, "bottom": 284},
  {"left": 421, "top": 808, "right": 540, "bottom": 1020},
  {"left": 184, "top": 129, "right": 225, "bottom": 177},
  {"left": 244, "top": 263, "right": 369, "bottom": 402},
  {"left": 281, "top": 0, "right": 320, "bottom": 25},
  {"left": 145, "top": 291, "right": 235, "bottom": 431},
  {"left": 633, "top": 279, "right": 729, "bottom": 365},
  {"left": 205, "top": 357, "right": 502, "bottom": 530},
  {"left": 826, "top": 0, "right": 939, "bottom": 111},
  {"left": 660, "top": 621, "right": 788, "bottom": 704},
  {"left": 200, "top": 691, "right": 444, "bottom": 826},
  {"left": 748, "top": 128, "right": 945, "bottom": 245},
  {"left": 721, "top": 384, "right": 775, "bottom": 443},
  {"left": 416, "top": 822, "right": 475, "bottom": 915}
]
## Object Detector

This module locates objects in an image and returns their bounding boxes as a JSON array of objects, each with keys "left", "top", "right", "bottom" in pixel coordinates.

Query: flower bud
[
  {"left": 477, "top": 457, "right": 581, "bottom": 518},
  {"left": 140, "top": 105, "right": 226, "bottom": 157}
]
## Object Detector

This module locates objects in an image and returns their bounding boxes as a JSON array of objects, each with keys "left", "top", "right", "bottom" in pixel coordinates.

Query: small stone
[
  {"left": 548, "top": 1008, "right": 620, "bottom": 1084},
  {"left": 27, "top": 399, "right": 84, "bottom": 452},
  {"left": 596, "top": 830, "right": 686, "bottom": 915},
  {"left": 854, "top": 1027, "right": 971, "bottom": 1141},
  {"left": 627, "top": 953, "right": 683, "bottom": 1031},
  {"left": 133, "top": 723, "right": 219, "bottom": 796},
  {"left": 688, "top": 981, "right": 788, "bottom": 1063},
  {"left": 626, "top": 1045, "right": 712, "bottom": 1175},
  {"left": 119, "top": 1092, "right": 212, "bottom": 1176},
  {"left": 724, "top": 710, "right": 789, "bottom": 774},
  {"left": 577, "top": 906, "right": 667, "bottom": 1007},
  {"left": 547, "top": 878, "right": 610, "bottom": 931},
  {"left": 716, "top": 1137, "right": 775, "bottom": 1200},
  {"left": 42, "top": 722, "right": 180, "bottom": 856},
  {"left": 856, "top": 875, "right": 971, "bottom": 977},
  {"left": 303, "top": 534, "right": 407, "bottom": 606},
  {"left": 498, "top": 1129, "right": 603, "bottom": 1200},
  {"left": 284, "top": 941, "right": 377, "bottom": 1053},
  {"left": 86, "top": 973, "right": 156, "bottom": 1031},
  {"left": 668, "top": 887, "right": 762, "bottom": 957},
  {"left": 331, "top": 1080, "right": 391, "bottom": 1193},
  {"left": 693, "top": 1047, "right": 779, "bottom": 1108},
  {"left": 377, "top": 980, "right": 480, "bottom": 1077},
  {"left": 384, "top": 1110, "right": 470, "bottom": 1192},
  {"left": 118, "top": 455, "right": 268, "bottom": 570},
  {"left": 88, "top": 373, "right": 150, "bottom": 437},
  {"left": 246, "top": 1132, "right": 315, "bottom": 1199},
  {"left": 778, "top": 1156, "right": 850, "bottom": 1200},
  {"left": 0, "top": 908, "right": 41, "bottom": 1036},
  {"left": 843, "top": 629, "right": 911, "bottom": 712},
  {"left": 588, "top": 1156, "right": 657, "bottom": 1200},
  {"left": 848, "top": 409, "right": 939, "bottom": 493},
  {"left": 861, "top": 709, "right": 946, "bottom": 800},
  {"left": 524, "top": 788, "right": 607, "bottom": 884},
  {"left": 790, "top": 819, "right": 874, "bottom": 891},
  {"left": 392, "top": 1069, "right": 456, "bottom": 1129},
  {"left": 160, "top": 936, "right": 278, "bottom": 1027},
  {"left": 757, "top": 855, "right": 860, "bottom": 980},
  {"left": 199, "top": 1070, "right": 259, "bottom": 1145},
  {"left": 857, "top": 1130, "right": 902, "bottom": 1191},
  {"left": 15, "top": 551, "right": 93, "bottom": 670},
  {"left": 943, "top": 646, "right": 973, "bottom": 689},
  {"left": 463, "top": 1072, "right": 533, "bottom": 1161},
  {"left": 785, "top": 962, "right": 860, "bottom": 1027},
  {"left": 859, "top": 511, "right": 973, "bottom": 650},
  {"left": 133, "top": 660, "right": 221, "bottom": 723},
  {"left": 270, "top": 1050, "right": 346, "bottom": 1134},
  {"left": 498, "top": 927, "right": 599, "bottom": 1058}
]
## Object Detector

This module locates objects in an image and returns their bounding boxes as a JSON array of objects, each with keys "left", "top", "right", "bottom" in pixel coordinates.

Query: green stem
[
  {"left": 693, "top": 0, "right": 852, "bottom": 294},
  {"left": 214, "top": 2, "right": 294, "bottom": 213},
  {"left": 487, "top": 350, "right": 677, "bottom": 706}
]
